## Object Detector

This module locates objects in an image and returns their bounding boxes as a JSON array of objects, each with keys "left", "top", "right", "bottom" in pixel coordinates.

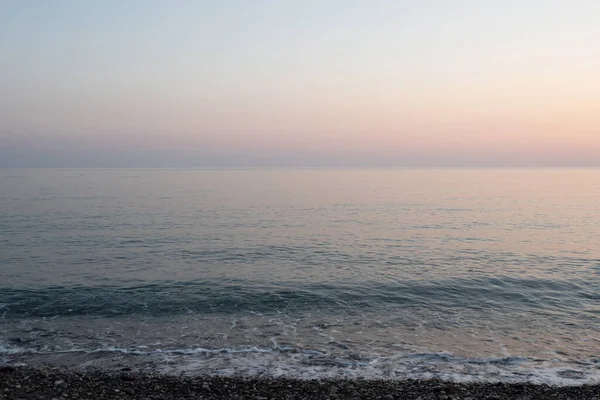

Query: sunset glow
[{"left": 1, "top": 0, "right": 599, "bottom": 167}]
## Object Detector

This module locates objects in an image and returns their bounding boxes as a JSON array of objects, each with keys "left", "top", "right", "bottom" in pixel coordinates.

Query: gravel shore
[{"left": 1, "top": 366, "right": 599, "bottom": 399}]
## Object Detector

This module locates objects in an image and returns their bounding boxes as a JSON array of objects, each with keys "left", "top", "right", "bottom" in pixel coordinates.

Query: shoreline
[{"left": 1, "top": 367, "right": 599, "bottom": 399}]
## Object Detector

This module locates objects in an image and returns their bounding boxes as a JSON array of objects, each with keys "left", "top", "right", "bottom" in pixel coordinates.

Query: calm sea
[{"left": 1, "top": 169, "right": 599, "bottom": 384}]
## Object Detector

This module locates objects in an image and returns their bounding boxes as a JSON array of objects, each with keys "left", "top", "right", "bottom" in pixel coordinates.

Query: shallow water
[{"left": 1, "top": 168, "right": 600, "bottom": 384}]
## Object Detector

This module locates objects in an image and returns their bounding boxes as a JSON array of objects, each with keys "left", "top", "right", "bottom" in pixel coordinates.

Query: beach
[
  {"left": 3, "top": 0, "right": 600, "bottom": 394},
  {"left": 1, "top": 367, "right": 599, "bottom": 399},
  {"left": 3, "top": 170, "right": 600, "bottom": 389}
]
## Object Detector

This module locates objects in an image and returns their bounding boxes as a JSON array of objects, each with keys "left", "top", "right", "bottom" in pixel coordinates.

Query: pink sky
[{"left": 1, "top": 1, "right": 599, "bottom": 167}]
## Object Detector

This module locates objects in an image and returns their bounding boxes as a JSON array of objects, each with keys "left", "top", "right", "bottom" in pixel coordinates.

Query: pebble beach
[{"left": 2, "top": 367, "right": 599, "bottom": 399}]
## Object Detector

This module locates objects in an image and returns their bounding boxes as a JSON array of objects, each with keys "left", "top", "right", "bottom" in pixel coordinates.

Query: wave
[
  {"left": 2, "top": 343, "right": 599, "bottom": 386},
  {"left": 1, "top": 276, "right": 598, "bottom": 319}
]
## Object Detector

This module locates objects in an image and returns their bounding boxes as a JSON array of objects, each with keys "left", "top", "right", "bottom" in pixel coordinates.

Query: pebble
[
  {"left": 1, "top": 366, "right": 599, "bottom": 400},
  {"left": 123, "top": 387, "right": 134, "bottom": 395}
]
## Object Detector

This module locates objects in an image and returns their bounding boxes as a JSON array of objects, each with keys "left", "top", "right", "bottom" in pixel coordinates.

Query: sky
[{"left": 1, "top": 0, "right": 599, "bottom": 167}]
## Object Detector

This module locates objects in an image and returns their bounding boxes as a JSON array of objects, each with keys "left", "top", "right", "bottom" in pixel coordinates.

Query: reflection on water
[{"left": 1, "top": 168, "right": 600, "bottom": 384}]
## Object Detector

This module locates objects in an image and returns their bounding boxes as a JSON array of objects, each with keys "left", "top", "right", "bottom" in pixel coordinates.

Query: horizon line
[{"left": 2, "top": 166, "right": 600, "bottom": 170}]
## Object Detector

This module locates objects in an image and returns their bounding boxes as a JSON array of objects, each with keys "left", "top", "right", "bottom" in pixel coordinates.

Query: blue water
[{"left": 1, "top": 169, "right": 600, "bottom": 384}]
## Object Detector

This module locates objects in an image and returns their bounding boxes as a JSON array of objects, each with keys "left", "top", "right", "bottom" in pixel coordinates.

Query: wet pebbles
[{"left": 1, "top": 366, "right": 599, "bottom": 399}]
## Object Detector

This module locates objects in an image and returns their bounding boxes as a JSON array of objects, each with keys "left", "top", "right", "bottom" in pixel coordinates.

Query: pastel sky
[{"left": 1, "top": 0, "right": 599, "bottom": 167}]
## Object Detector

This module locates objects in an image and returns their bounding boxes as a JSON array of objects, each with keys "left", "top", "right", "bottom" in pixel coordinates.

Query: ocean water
[{"left": 1, "top": 168, "right": 600, "bottom": 385}]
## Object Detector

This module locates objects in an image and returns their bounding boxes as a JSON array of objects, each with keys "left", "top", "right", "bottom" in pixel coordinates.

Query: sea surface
[{"left": 1, "top": 168, "right": 600, "bottom": 385}]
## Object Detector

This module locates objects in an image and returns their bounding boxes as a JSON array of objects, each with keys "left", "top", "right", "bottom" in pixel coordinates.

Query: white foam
[
  {"left": 0, "top": 343, "right": 27, "bottom": 355},
  {"left": 0, "top": 343, "right": 310, "bottom": 357},
  {"left": 2, "top": 342, "right": 600, "bottom": 386}
]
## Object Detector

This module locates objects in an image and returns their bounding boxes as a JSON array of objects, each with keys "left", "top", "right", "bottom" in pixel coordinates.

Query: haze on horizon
[{"left": 1, "top": 0, "right": 599, "bottom": 168}]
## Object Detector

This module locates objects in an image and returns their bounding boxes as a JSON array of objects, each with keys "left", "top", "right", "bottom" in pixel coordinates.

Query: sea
[{"left": 1, "top": 168, "right": 599, "bottom": 385}]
